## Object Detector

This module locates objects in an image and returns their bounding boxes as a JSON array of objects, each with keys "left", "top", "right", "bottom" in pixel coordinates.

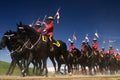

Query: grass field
[{"left": 0, "top": 61, "right": 21, "bottom": 75}]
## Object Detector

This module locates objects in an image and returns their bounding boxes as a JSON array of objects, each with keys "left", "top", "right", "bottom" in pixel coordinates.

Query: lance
[{"left": 41, "top": 15, "right": 47, "bottom": 26}]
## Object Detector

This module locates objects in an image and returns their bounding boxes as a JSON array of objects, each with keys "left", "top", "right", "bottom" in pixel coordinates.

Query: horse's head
[
  {"left": 73, "top": 48, "right": 81, "bottom": 57},
  {"left": 0, "top": 30, "right": 17, "bottom": 49},
  {"left": 17, "top": 22, "right": 40, "bottom": 43}
]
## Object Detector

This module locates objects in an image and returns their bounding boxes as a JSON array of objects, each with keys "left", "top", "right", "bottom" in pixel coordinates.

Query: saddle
[
  {"left": 41, "top": 35, "right": 60, "bottom": 47},
  {"left": 100, "top": 53, "right": 104, "bottom": 58},
  {"left": 93, "top": 51, "right": 98, "bottom": 55}
]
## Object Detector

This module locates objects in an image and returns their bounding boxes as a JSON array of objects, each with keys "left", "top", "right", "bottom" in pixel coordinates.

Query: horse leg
[
  {"left": 39, "top": 60, "right": 43, "bottom": 75},
  {"left": 21, "top": 60, "right": 27, "bottom": 77},
  {"left": 6, "top": 60, "right": 14, "bottom": 75},
  {"left": 32, "top": 58, "right": 38, "bottom": 75},
  {"left": 49, "top": 57, "right": 56, "bottom": 73},
  {"left": 81, "top": 65, "right": 86, "bottom": 75},
  {"left": 57, "top": 62, "right": 62, "bottom": 74},
  {"left": 64, "top": 64, "right": 67, "bottom": 74},
  {"left": 16, "top": 60, "right": 24, "bottom": 75},
  {"left": 26, "top": 52, "right": 33, "bottom": 76},
  {"left": 17, "top": 61, "right": 23, "bottom": 71},
  {"left": 7, "top": 59, "right": 17, "bottom": 75},
  {"left": 22, "top": 52, "right": 33, "bottom": 76},
  {"left": 42, "top": 59, "right": 48, "bottom": 77}
]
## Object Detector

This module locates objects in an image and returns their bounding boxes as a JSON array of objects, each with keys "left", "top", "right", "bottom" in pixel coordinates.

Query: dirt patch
[{"left": 0, "top": 75, "right": 120, "bottom": 80}]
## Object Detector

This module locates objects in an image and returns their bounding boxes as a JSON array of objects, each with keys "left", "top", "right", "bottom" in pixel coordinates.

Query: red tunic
[
  {"left": 92, "top": 42, "right": 98, "bottom": 51},
  {"left": 69, "top": 45, "right": 75, "bottom": 53},
  {"left": 101, "top": 50, "right": 106, "bottom": 55},
  {"left": 109, "top": 49, "right": 114, "bottom": 55},
  {"left": 81, "top": 45, "right": 85, "bottom": 52},
  {"left": 116, "top": 55, "right": 120, "bottom": 61},
  {"left": 36, "top": 28, "right": 41, "bottom": 33},
  {"left": 45, "top": 23, "right": 54, "bottom": 37}
]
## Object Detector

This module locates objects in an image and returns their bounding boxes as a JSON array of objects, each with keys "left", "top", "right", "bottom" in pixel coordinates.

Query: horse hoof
[
  {"left": 69, "top": 72, "right": 72, "bottom": 76},
  {"left": 22, "top": 70, "right": 25, "bottom": 73}
]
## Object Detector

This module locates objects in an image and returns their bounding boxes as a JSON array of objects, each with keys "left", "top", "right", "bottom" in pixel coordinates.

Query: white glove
[
  {"left": 43, "top": 29, "right": 46, "bottom": 32},
  {"left": 29, "top": 24, "right": 32, "bottom": 27}
]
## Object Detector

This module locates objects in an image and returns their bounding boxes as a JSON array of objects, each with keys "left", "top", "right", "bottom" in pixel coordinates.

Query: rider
[
  {"left": 116, "top": 53, "right": 120, "bottom": 61},
  {"left": 34, "top": 21, "right": 42, "bottom": 33},
  {"left": 81, "top": 40, "right": 86, "bottom": 54},
  {"left": 69, "top": 41, "right": 75, "bottom": 53},
  {"left": 100, "top": 47, "right": 106, "bottom": 56},
  {"left": 92, "top": 37, "right": 99, "bottom": 52},
  {"left": 43, "top": 16, "right": 54, "bottom": 42},
  {"left": 109, "top": 45, "right": 115, "bottom": 56}
]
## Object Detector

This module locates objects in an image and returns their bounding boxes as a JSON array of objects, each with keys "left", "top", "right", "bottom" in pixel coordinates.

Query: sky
[{"left": 0, "top": 0, "right": 120, "bottom": 66}]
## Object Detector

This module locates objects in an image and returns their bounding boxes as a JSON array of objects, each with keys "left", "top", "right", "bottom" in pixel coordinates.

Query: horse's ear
[
  {"left": 9, "top": 30, "right": 12, "bottom": 33},
  {"left": 19, "top": 21, "right": 22, "bottom": 26},
  {"left": 16, "top": 23, "right": 19, "bottom": 26},
  {"left": 6, "top": 31, "right": 8, "bottom": 33}
]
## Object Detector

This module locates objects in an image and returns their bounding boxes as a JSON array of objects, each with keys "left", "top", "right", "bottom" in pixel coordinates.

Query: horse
[
  {"left": 0, "top": 30, "right": 24, "bottom": 75},
  {"left": 79, "top": 43, "right": 93, "bottom": 75},
  {"left": 17, "top": 23, "right": 50, "bottom": 76},
  {"left": 16, "top": 26, "right": 37, "bottom": 76},
  {"left": 108, "top": 54, "right": 117, "bottom": 74},
  {"left": 98, "top": 52, "right": 106, "bottom": 74},
  {"left": 89, "top": 48, "right": 100, "bottom": 75},
  {"left": 103, "top": 53, "right": 116, "bottom": 74},
  {"left": 67, "top": 48, "right": 81, "bottom": 74},
  {"left": 51, "top": 40, "right": 68, "bottom": 73}
]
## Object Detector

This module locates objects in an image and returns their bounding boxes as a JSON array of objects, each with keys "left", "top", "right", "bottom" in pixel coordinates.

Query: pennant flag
[
  {"left": 68, "top": 38, "right": 73, "bottom": 43},
  {"left": 95, "top": 31, "right": 99, "bottom": 38},
  {"left": 56, "top": 11, "right": 60, "bottom": 23},
  {"left": 102, "top": 40, "right": 106, "bottom": 47},
  {"left": 109, "top": 40, "right": 116, "bottom": 43},
  {"left": 116, "top": 49, "right": 119, "bottom": 52},
  {"left": 116, "top": 49, "right": 120, "bottom": 54},
  {"left": 54, "top": 9, "right": 60, "bottom": 24},
  {"left": 85, "top": 34, "right": 89, "bottom": 42},
  {"left": 72, "top": 34, "right": 76, "bottom": 41}
]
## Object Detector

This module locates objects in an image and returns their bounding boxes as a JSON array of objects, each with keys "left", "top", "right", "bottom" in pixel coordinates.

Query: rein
[
  {"left": 31, "top": 34, "right": 41, "bottom": 49},
  {"left": 22, "top": 34, "right": 42, "bottom": 50},
  {"left": 10, "top": 46, "right": 21, "bottom": 54},
  {"left": 18, "top": 39, "right": 32, "bottom": 51}
]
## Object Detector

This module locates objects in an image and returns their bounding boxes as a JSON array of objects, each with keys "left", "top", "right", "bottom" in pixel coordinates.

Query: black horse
[
  {"left": 98, "top": 52, "right": 106, "bottom": 74},
  {"left": 107, "top": 54, "right": 117, "bottom": 74},
  {"left": 67, "top": 48, "right": 81, "bottom": 74},
  {"left": 17, "top": 22, "right": 69, "bottom": 75},
  {"left": 79, "top": 43, "right": 93, "bottom": 75},
  {"left": 98, "top": 51, "right": 118, "bottom": 75},
  {"left": 0, "top": 30, "right": 24, "bottom": 75},
  {"left": 17, "top": 23, "right": 50, "bottom": 76},
  {"left": 50, "top": 40, "right": 68, "bottom": 73}
]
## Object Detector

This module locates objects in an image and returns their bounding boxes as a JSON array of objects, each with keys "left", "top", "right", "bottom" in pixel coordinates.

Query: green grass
[
  {"left": 0, "top": 61, "right": 54, "bottom": 76},
  {"left": 0, "top": 61, "right": 33, "bottom": 76},
  {"left": 0, "top": 61, "right": 21, "bottom": 75}
]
